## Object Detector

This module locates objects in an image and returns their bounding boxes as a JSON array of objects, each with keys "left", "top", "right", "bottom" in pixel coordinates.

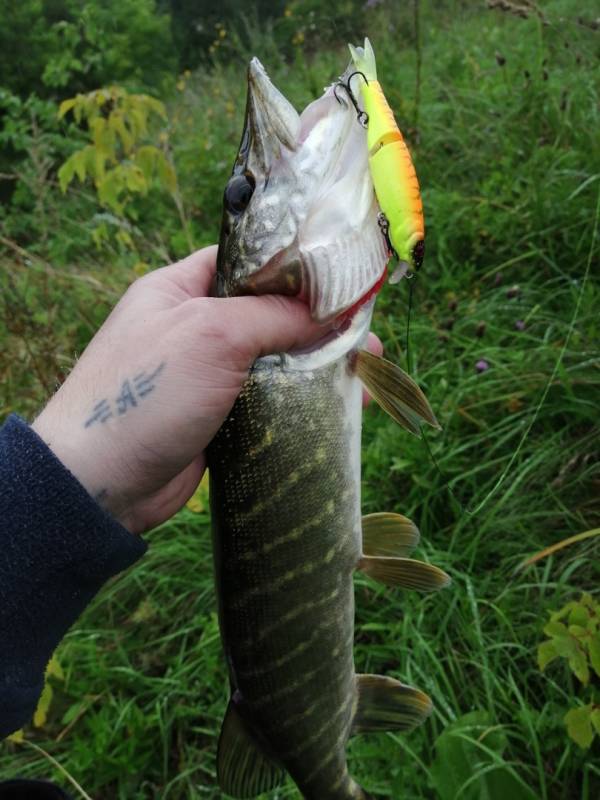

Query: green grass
[{"left": 1, "top": 1, "right": 599, "bottom": 798}]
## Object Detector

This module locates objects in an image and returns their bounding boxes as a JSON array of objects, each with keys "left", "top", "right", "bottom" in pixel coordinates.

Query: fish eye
[
  {"left": 412, "top": 239, "right": 425, "bottom": 271},
  {"left": 224, "top": 173, "right": 256, "bottom": 215}
]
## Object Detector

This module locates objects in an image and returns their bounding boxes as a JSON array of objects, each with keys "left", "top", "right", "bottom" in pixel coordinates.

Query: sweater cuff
[{"left": 0, "top": 414, "right": 147, "bottom": 737}]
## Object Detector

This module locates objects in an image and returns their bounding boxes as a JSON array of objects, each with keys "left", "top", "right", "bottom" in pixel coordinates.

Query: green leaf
[
  {"left": 90, "top": 116, "right": 107, "bottom": 150},
  {"left": 94, "top": 147, "right": 107, "bottom": 182},
  {"left": 156, "top": 152, "right": 177, "bottom": 194},
  {"left": 591, "top": 708, "right": 600, "bottom": 736},
  {"left": 58, "top": 156, "right": 76, "bottom": 192},
  {"left": 71, "top": 148, "right": 89, "bottom": 183},
  {"left": 580, "top": 593, "right": 595, "bottom": 609},
  {"left": 109, "top": 112, "right": 134, "bottom": 154},
  {"left": 146, "top": 96, "right": 167, "bottom": 119},
  {"left": 568, "top": 648, "right": 589, "bottom": 685},
  {"left": 544, "top": 621, "right": 568, "bottom": 638},
  {"left": 537, "top": 640, "right": 559, "bottom": 671},
  {"left": 552, "top": 602, "right": 575, "bottom": 622},
  {"left": 129, "top": 107, "right": 148, "bottom": 139},
  {"left": 588, "top": 634, "right": 600, "bottom": 678},
  {"left": 565, "top": 705, "right": 594, "bottom": 749},
  {"left": 568, "top": 604, "right": 590, "bottom": 627},
  {"left": 568, "top": 624, "right": 588, "bottom": 640},
  {"left": 124, "top": 164, "right": 147, "bottom": 193},
  {"left": 551, "top": 632, "right": 577, "bottom": 659},
  {"left": 58, "top": 97, "right": 77, "bottom": 119},
  {"left": 135, "top": 145, "right": 158, "bottom": 181},
  {"left": 97, "top": 170, "right": 123, "bottom": 213}
]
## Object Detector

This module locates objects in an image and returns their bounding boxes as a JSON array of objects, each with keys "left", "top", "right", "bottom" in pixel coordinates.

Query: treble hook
[
  {"left": 377, "top": 212, "right": 397, "bottom": 260},
  {"left": 333, "top": 71, "right": 369, "bottom": 128}
]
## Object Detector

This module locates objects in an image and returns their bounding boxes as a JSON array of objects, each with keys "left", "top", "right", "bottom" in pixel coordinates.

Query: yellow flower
[{"left": 284, "top": 7, "right": 293, "bottom": 17}]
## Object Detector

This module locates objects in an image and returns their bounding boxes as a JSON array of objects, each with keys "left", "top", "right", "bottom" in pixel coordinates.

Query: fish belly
[{"left": 208, "top": 353, "right": 366, "bottom": 799}]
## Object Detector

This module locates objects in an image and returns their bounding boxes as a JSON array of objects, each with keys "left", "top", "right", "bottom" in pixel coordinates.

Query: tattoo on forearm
[{"left": 84, "top": 362, "right": 165, "bottom": 428}]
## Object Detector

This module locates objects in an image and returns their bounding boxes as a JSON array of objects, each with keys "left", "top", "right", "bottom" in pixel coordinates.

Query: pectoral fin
[
  {"left": 362, "top": 512, "right": 420, "bottom": 557},
  {"left": 354, "top": 350, "right": 440, "bottom": 435},
  {"left": 358, "top": 555, "right": 450, "bottom": 591},
  {"left": 217, "top": 698, "right": 285, "bottom": 798},
  {"left": 353, "top": 674, "right": 432, "bottom": 734}
]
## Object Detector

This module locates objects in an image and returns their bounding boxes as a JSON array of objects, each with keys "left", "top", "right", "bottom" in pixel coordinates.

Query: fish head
[{"left": 216, "top": 58, "right": 389, "bottom": 323}]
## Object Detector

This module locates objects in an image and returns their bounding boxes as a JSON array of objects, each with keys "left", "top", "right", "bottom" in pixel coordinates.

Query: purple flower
[
  {"left": 515, "top": 320, "right": 526, "bottom": 331},
  {"left": 494, "top": 272, "right": 503, "bottom": 286},
  {"left": 475, "top": 359, "right": 489, "bottom": 373}
]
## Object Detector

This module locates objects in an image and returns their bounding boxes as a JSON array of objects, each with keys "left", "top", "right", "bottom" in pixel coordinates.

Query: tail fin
[{"left": 348, "top": 37, "right": 378, "bottom": 82}]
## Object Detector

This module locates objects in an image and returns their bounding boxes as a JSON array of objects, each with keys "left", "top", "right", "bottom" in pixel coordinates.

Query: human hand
[{"left": 32, "top": 246, "right": 382, "bottom": 535}]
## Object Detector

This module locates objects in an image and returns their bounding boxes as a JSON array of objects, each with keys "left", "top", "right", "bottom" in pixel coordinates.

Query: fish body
[
  {"left": 208, "top": 43, "right": 447, "bottom": 800},
  {"left": 209, "top": 310, "right": 371, "bottom": 800},
  {"left": 349, "top": 39, "right": 425, "bottom": 273}
]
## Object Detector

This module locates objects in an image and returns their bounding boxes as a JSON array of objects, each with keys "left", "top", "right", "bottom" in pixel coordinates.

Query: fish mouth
[{"left": 217, "top": 56, "right": 390, "bottom": 322}]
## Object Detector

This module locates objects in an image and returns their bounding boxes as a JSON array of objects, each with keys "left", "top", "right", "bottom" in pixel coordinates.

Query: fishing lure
[{"left": 347, "top": 38, "right": 425, "bottom": 278}]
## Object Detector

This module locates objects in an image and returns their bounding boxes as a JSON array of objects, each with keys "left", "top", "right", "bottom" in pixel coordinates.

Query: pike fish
[{"left": 208, "top": 43, "right": 449, "bottom": 800}]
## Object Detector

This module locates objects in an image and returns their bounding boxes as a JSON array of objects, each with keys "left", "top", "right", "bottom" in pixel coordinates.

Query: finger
[
  {"left": 362, "top": 332, "right": 383, "bottom": 408},
  {"left": 365, "top": 332, "right": 383, "bottom": 357},
  {"left": 219, "top": 294, "right": 330, "bottom": 363},
  {"left": 157, "top": 245, "right": 218, "bottom": 298}
]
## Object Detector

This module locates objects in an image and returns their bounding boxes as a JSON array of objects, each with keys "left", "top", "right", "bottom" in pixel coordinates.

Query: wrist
[{"left": 31, "top": 403, "right": 129, "bottom": 525}]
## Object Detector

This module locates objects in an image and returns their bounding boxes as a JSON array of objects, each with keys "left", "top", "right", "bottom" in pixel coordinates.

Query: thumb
[{"left": 222, "top": 294, "right": 329, "bottom": 361}]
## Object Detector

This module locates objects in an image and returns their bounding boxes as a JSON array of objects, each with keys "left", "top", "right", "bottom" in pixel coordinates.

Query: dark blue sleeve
[{"left": 0, "top": 415, "right": 147, "bottom": 738}]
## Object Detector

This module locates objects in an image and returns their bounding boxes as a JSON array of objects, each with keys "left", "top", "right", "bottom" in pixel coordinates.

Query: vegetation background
[{"left": 0, "top": 0, "right": 598, "bottom": 797}]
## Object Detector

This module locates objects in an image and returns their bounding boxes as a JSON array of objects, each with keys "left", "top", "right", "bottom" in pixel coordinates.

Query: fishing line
[
  {"left": 405, "top": 273, "right": 468, "bottom": 511},
  {"left": 405, "top": 273, "right": 415, "bottom": 374},
  {"left": 412, "top": 186, "right": 599, "bottom": 517}
]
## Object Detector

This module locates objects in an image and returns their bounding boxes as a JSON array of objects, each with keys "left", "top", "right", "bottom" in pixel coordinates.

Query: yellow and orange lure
[{"left": 349, "top": 38, "right": 425, "bottom": 275}]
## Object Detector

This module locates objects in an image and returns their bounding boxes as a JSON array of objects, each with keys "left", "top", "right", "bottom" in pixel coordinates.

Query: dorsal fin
[
  {"left": 353, "top": 674, "right": 432, "bottom": 734},
  {"left": 217, "top": 698, "right": 286, "bottom": 798}
]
